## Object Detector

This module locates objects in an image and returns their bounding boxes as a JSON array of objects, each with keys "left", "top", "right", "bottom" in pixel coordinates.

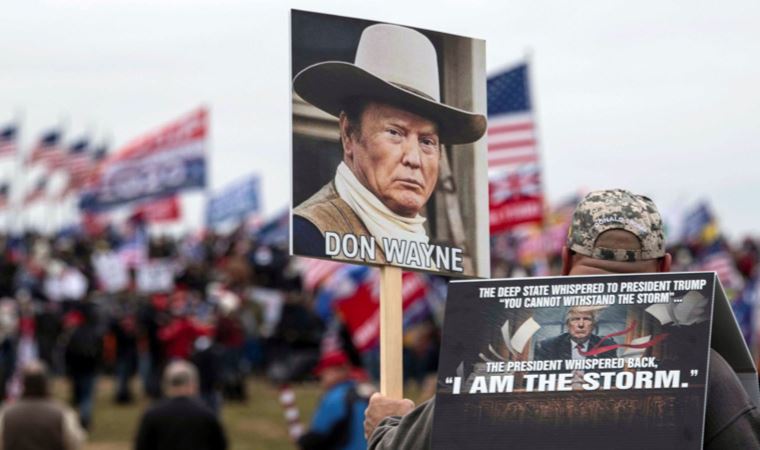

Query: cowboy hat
[{"left": 293, "top": 23, "right": 486, "bottom": 145}]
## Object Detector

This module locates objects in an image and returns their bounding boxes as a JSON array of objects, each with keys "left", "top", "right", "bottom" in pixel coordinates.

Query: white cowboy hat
[{"left": 293, "top": 23, "right": 487, "bottom": 145}]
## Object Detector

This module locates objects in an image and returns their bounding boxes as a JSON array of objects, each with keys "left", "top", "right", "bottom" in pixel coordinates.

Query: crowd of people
[{"left": 0, "top": 203, "right": 756, "bottom": 448}]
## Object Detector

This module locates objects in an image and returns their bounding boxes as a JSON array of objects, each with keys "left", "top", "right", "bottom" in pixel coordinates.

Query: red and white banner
[
  {"left": 487, "top": 63, "right": 544, "bottom": 234},
  {"left": 80, "top": 108, "right": 207, "bottom": 211},
  {"left": 335, "top": 272, "right": 428, "bottom": 353},
  {"left": 488, "top": 164, "right": 544, "bottom": 234},
  {"left": 133, "top": 196, "right": 181, "bottom": 223}
]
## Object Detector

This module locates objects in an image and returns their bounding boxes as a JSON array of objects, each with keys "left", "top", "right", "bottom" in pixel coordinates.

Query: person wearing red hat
[{"left": 297, "top": 349, "right": 371, "bottom": 450}]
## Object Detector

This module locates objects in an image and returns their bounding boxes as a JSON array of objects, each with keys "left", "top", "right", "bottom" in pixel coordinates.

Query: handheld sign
[
  {"left": 136, "top": 259, "right": 175, "bottom": 294},
  {"left": 91, "top": 251, "right": 129, "bottom": 293},
  {"left": 289, "top": 9, "right": 489, "bottom": 278},
  {"left": 206, "top": 175, "right": 260, "bottom": 227},
  {"left": 290, "top": 9, "right": 490, "bottom": 398},
  {"left": 433, "top": 272, "right": 757, "bottom": 450}
]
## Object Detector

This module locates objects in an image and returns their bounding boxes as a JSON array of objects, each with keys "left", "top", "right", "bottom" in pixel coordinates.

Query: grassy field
[{"left": 52, "top": 377, "right": 323, "bottom": 450}]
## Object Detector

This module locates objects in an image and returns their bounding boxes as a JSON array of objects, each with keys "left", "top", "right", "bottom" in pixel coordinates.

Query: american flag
[
  {"left": 487, "top": 63, "right": 539, "bottom": 172},
  {"left": 27, "top": 129, "right": 63, "bottom": 168},
  {"left": 60, "top": 141, "right": 109, "bottom": 199},
  {"left": 62, "top": 137, "right": 91, "bottom": 177},
  {"left": 0, "top": 124, "right": 17, "bottom": 157},
  {"left": 80, "top": 143, "right": 109, "bottom": 190},
  {"left": 487, "top": 62, "right": 544, "bottom": 233},
  {"left": 118, "top": 220, "right": 148, "bottom": 268},
  {"left": 298, "top": 257, "right": 347, "bottom": 292},
  {"left": 0, "top": 183, "right": 9, "bottom": 209},
  {"left": 23, "top": 178, "right": 47, "bottom": 205},
  {"left": 699, "top": 250, "right": 744, "bottom": 293},
  {"left": 92, "top": 143, "right": 108, "bottom": 162},
  {"left": 489, "top": 164, "right": 541, "bottom": 204}
]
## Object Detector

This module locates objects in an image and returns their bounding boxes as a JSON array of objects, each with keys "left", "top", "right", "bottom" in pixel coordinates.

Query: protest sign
[
  {"left": 290, "top": 8, "right": 491, "bottom": 400},
  {"left": 432, "top": 272, "right": 757, "bottom": 450},
  {"left": 206, "top": 175, "right": 260, "bottom": 227},
  {"left": 92, "top": 251, "right": 129, "bottom": 293},
  {"left": 79, "top": 108, "right": 207, "bottom": 211},
  {"left": 136, "top": 259, "right": 175, "bottom": 294},
  {"left": 290, "top": 10, "right": 489, "bottom": 278},
  {"left": 133, "top": 195, "right": 181, "bottom": 223}
]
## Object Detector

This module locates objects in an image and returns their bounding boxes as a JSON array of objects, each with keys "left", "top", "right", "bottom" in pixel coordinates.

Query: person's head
[
  {"left": 21, "top": 360, "right": 50, "bottom": 399},
  {"left": 562, "top": 189, "right": 672, "bottom": 276},
  {"left": 162, "top": 360, "right": 199, "bottom": 398},
  {"left": 565, "top": 307, "right": 599, "bottom": 344},
  {"left": 340, "top": 99, "right": 440, "bottom": 217},
  {"left": 293, "top": 23, "right": 487, "bottom": 213},
  {"left": 314, "top": 350, "right": 351, "bottom": 390}
]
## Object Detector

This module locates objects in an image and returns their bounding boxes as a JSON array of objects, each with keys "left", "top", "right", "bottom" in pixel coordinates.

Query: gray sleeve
[
  {"left": 367, "top": 398, "right": 435, "bottom": 450},
  {"left": 704, "top": 349, "right": 760, "bottom": 450}
]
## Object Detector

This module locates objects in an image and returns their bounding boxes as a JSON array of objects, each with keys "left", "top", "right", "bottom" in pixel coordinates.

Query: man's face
[
  {"left": 341, "top": 102, "right": 440, "bottom": 218},
  {"left": 567, "top": 312, "right": 594, "bottom": 343}
]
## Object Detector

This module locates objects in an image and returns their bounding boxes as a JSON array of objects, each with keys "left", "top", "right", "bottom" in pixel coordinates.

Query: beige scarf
[{"left": 334, "top": 162, "right": 429, "bottom": 252}]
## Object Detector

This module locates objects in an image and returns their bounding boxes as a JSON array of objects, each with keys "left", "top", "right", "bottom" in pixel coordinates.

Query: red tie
[{"left": 576, "top": 344, "right": 584, "bottom": 354}]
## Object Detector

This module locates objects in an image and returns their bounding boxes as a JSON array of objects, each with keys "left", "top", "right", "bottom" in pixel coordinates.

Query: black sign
[{"left": 433, "top": 272, "right": 725, "bottom": 450}]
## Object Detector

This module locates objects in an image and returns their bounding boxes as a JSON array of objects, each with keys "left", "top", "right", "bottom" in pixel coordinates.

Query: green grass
[
  {"left": 52, "top": 377, "right": 322, "bottom": 450},
  {"left": 50, "top": 375, "right": 433, "bottom": 449}
]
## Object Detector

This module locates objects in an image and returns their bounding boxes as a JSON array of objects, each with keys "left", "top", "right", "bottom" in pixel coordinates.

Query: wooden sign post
[{"left": 379, "top": 266, "right": 404, "bottom": 399}]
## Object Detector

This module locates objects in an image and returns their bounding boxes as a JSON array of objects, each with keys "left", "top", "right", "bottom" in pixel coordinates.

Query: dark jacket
[
  {"left": 134, "top": 396, "right": 227, "bottom": 450},
  {"left": 367, "top": 350, "right": 760, "bottom": 450},
  {"left": 64, "top": 325, "right": 101, "bottom": 376},
  {"left": 534, "top": 332, "right": 618, "bottom": 360}
]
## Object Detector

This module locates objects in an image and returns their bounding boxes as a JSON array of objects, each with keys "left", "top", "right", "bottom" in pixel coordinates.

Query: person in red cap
[
  {"left": 297, "top": 348, "right": 371, "bottom": 450},
  {"left": 63, "top": 309, "right": 101, "bottom": 430}
]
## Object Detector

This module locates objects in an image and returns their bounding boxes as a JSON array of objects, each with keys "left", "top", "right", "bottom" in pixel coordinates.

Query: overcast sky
[{"left": 2, "top": 0, "right": 759, "bottom": 240}]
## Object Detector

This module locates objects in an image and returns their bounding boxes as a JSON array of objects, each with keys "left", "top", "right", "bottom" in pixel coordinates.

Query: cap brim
[{"left": 293, "top": 61, "right": 487, "bottom": 145}]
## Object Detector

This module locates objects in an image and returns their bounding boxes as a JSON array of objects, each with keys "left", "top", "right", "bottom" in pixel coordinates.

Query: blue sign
[
  {"left": 80, "top": 156, "right": 205, "bottom": 211},
  {"left": 79, "top": 108, "right": 208, "bottom": 212},
  {"left": 206, "top": 175, "right": 261, "bottom": 226}
]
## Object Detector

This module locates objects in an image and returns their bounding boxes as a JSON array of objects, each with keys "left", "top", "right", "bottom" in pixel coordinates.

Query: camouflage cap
[{"left": 567, "top": 189, "right": 665, "bottom": 262}]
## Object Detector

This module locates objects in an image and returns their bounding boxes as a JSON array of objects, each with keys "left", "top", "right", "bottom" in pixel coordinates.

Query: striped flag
[
  {"left": 0, "top": 183, "right": 9, "bottom": 209},
  {"left": 699, "top": 249, "right": 744, "bottom": 294},
  {"left": 59, "top": 138, "right": 94, "bottom": 198},
  {"left": 487, "top": 63, "right": 538, "bottom": 172},
  {"left": 62, "top": 137, "right": 91, "bottom": 176},
  {"left": 23, "top": 178, "right": 47, "bottom": 205},
  {"left": 487, "top": 62, "right": 544, "bottom": 233},
  {"left": 91, "top": 143, "right": 108, "bottom": 163},
  {"left": 80, "top": 143, "right": 109, "bottom": 190},
  {"left": 0, "top": 124, "right": 17, "bottom": 157},
  {"left": 298, "top": 257, "right": 347, "bottom": 292},
  {"left": 26, "top": 129, "right": 63, "bottom": 168}
]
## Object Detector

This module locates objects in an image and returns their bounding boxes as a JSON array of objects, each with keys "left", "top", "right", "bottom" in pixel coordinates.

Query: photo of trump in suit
[{"left": 534, "top": 306, "right": 618, "bottom": 360}]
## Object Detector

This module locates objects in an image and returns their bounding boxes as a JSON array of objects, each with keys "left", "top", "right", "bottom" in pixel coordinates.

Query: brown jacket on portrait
[{"left": 293, "top": 181, "right": 387, "bottom": 264}]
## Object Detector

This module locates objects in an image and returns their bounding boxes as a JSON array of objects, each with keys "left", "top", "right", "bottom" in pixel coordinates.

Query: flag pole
[{"left": 379, "top": 265, "right": 403, "bottom": 399}]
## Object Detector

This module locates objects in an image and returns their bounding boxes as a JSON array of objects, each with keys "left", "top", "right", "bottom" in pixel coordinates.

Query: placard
[
  {"left": 79, "top": 108, "right": 207, "bottom": 211},
  {"left": 92, "top": 251, "right": 130, "bottom": 293},
  {"left": 290, "top": 10, "right": 489, "bottom": 278},
  {"left": 206, "top": 175, "right": 260, "bottom": 227},
  {"left": 432, "top": 272, "right": 746, "bottom": 450},
  {"left": 136, "top": 259, "right": 175, "bottom": 294}
]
